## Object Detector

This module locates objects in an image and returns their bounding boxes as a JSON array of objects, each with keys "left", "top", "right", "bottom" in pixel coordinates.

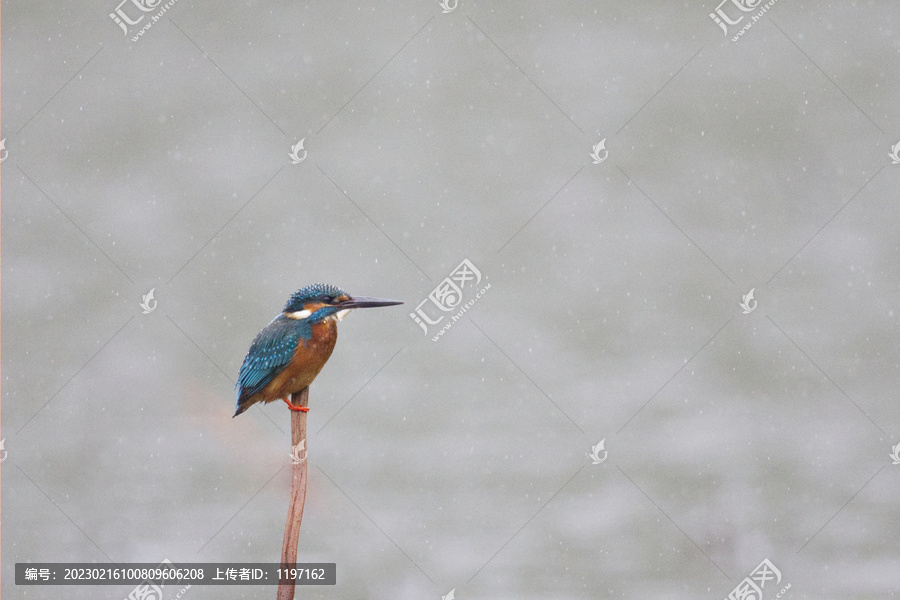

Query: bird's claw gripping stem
[{"left": 282, "top": 397, "right": 309, "bottom": 412}]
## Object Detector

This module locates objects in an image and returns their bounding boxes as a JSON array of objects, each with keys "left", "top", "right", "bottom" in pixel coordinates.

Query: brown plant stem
[{"left": 277, "top": 386, "right": 309, "bottom": 600}]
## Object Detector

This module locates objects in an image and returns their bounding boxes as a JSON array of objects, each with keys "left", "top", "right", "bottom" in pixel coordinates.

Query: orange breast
[{"left": 259, "top": 320, "right": 338, "bottom": 403}]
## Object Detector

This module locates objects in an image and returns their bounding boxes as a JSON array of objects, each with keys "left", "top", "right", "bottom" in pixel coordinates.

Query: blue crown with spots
[{"left": 284, "top": 283, "right": 348, "bottom": 312}]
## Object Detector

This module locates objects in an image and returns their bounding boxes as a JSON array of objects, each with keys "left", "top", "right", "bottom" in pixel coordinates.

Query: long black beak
[{"left": 339, "top": 296, "right": 404, "bottom": 309}]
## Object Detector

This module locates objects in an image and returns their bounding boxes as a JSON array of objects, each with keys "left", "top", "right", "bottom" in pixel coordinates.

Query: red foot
[{"left": 282, "top": 397, "right": 309, "bottom": 412}]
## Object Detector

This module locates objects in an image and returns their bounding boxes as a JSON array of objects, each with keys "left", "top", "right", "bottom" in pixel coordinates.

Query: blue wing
[{"left": 235, "top": 315, "right": 311, "bottom": 414}]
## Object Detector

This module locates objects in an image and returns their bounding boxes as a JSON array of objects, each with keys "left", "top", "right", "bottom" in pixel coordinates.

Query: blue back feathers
[{"left": 235, "top": 314, "right": 311, "bottom": 404}]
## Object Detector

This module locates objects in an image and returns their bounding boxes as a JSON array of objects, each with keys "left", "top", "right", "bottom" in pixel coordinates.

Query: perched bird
[{"left": 234, "top": 283, "right": 402, "bottom": 417}]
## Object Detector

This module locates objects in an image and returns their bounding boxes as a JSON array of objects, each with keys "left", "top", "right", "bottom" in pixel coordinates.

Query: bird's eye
[{"left": 323, "top": 295, "right": 335, "bottom": 304}]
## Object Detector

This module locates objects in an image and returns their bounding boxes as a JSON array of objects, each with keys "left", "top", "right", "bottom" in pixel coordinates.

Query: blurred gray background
[{"left": 2, "top": 1, "right": 899, "bottom": 599}]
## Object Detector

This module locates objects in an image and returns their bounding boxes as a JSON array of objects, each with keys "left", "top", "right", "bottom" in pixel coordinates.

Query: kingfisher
[{"left": 233, "top": 283, "right": 402, "bottom": 417}]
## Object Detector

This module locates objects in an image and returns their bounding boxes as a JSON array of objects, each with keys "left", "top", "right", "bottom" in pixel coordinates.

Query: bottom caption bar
[{"left": 15, "top": 563, "right": 336, "bottom": 585}]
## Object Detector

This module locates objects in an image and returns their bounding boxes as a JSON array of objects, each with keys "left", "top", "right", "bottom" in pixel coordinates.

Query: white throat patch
[{"left": 288, "top": 308, "right": 351, "bottom": 322}]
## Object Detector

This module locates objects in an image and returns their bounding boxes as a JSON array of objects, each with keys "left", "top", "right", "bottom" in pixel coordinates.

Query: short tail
[{"left": 233, "top": 391, "right": 251, "bottom": 417}]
